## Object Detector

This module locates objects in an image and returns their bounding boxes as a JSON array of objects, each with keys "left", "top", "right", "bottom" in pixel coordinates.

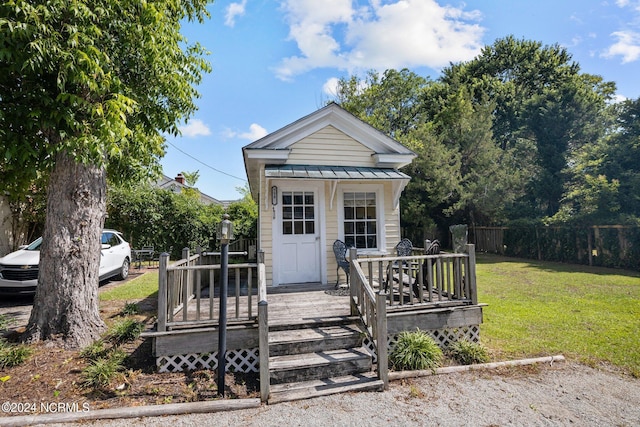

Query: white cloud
[
  {"left": 225, "top": 0, "right": 247, "bottom": 27},
  {"left": 322, "top": 77, "right": 340, "bottom": 97},
  {"left": 223, "top": 123, "right": 268, "bottom": 141},
  {"left": 616, "top": 0, "right": 640, "bottom": 11},
  {"left": 322, "top": 75, "right": 370, "bottom": 99},
  {"left": 178, "top": 119, "right": 211, "bottom": 137},
  {"left": 241, "top": 123, "right": 268, "bottom": 140},
  {"left": 603, "top": 31, "right": 640, "bottom": 63},
  {"left": 610, "top": 93, "right": 628, "bottom": 103},
  {"left": 275, "top": 0, "right": 484, "bottom": 81}
]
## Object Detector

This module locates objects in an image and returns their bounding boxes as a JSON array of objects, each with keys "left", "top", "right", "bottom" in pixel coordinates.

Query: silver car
[{"left": 0, "top": 229, "right": 131, "bottom": 295}]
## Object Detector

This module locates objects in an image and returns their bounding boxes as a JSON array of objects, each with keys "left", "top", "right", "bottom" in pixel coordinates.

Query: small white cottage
[{"left": 243, "top": 103, "right": 416, "bottom": 287}]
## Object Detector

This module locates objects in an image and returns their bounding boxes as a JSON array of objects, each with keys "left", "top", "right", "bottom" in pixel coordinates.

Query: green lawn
[
  {"left": 99, "top": 271, "right": 159, "bottom": 301},
  {"left": 477, "top": 254, "right": 640, "bottom": 377}
]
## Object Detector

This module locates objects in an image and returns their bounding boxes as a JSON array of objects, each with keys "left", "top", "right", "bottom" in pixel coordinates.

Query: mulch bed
[{"left": 0, "top": 272, "right": 259, "bottom": 417}]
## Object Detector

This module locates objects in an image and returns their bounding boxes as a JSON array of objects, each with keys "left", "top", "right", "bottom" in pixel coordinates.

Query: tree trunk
[{"left": 24, "top": 150, "right": 107, "bottom": 349}]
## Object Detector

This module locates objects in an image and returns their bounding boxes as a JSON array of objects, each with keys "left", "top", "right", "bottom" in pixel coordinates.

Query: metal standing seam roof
[{"left": 264, "top": 165, "right": 410, "bottom": 180}]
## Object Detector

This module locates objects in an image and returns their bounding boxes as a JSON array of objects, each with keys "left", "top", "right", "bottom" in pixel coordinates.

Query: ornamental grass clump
[
  {"left": 81, "top": 349, "right": 127, "bottom": 389},
  {"left": 120, "top": 302, "right": 140, "bottom": 316},
  {"left": 106, "top": 318, "right": 144, "bottom": 345},
  {"left": 390, "top": 329, "right": 443, "bottom": 372},
  {"left": 447, "top": 339, "right": 490, "bottom": 365},
  {"left": 0, "top": 314, "right": 14, "bottom": 331},
  {"left": 0, "top": 339, "right": 32, "bottom": 369}
]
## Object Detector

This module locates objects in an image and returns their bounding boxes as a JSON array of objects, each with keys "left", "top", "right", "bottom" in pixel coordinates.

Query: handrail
[{"left": 349, "top": 248, "right": 389, "bottom": 389}]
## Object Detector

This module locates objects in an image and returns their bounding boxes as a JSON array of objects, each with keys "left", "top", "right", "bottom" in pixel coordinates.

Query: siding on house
[
  {"left": 259, "top": 125, "right": 378, "bottom": 286},
  {"left": 287, "top": 126, "right": 376, "bottom": 167},
  {"left": 246, "top": 103, "right": 414, "bottom": 287}
]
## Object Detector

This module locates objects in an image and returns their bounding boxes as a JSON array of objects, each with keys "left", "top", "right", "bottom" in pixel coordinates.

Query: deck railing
[
  {"left": 157, "top": 248, "right": 262, "bottom": 332},
  {"left": 348, "top": 248, "right": 389, "bottom": 389},
  {"left": 348, "top": 244, "right": 477, "bottom": 389},
  {"left": 357, "top": 244, "right": 477, "bottom": 308}
]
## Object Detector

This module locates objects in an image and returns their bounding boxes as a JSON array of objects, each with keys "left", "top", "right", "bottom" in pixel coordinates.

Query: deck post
[
  {"left": 376, "top": 291, "right": 389, "bottom": 389},
  {"left": 257, "top": 250, "right": 269, "bottom": 402},
  {"left": 258, "top": 300, "right": 269, "bottom": 402},
  {"left": 181, "top": 247, "right": 190, "bottom": 322},
  {"left": 349, "top": 247, "right": 358, "bottom": 316},
  {"left": 157, "top": 253, "right": 169, "bottom": 332},
  {"left": 466, "top": 244, "right": 478, "bottom": 305}
]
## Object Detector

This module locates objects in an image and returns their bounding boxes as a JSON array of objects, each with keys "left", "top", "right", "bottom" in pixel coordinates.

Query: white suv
[{"left": 0, "top": 229, "right": 131, "bottom": 295}]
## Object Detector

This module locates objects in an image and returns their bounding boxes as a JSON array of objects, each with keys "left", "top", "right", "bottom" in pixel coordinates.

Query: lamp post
[{"left": 216, "top": 213, "right": 233, "bottom": 396}]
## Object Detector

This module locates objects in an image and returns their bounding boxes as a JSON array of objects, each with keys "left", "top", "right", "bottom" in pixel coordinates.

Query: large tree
[
  {"left": 441, "top": 36, "right": 615, "bottom": 218},
  {"left": 0, "top": 0, "right": 211, "bottom": 348},
  {"left": 552, "top": 97, "right": 640, "bottom": 224}
]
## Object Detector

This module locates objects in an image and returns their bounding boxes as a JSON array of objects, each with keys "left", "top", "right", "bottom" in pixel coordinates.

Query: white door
[{"left": 273, "top": 183, "right": 322, "bottom": 284}]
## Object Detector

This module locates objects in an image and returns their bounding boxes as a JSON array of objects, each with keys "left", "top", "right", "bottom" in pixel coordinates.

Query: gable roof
[{"left": 243, "top": 103, "right": 416, "bottom": 197}]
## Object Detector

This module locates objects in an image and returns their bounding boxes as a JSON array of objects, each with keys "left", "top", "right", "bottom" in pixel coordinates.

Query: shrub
[
  {"left": 0, "top": 339, "right": 32, "bottom": 369},
  {"left": 106, "top": 318, "right": 144, "bottom": 345},
  {"left": 81, "top": 352, "right": 126, "bottom": 389},
  {"left": 389, "top": 329, "right": 443, "bottom": 372},
  {"left": 80, "top": 340, "right": 109, "bottom": 362},
  {"left": 0, "top": 314, "right": 14, "bottom": 331},
  {"left": 447, "top": 339, "right": 490, "bottom": 365},
  {"left": 121, "top": 302, "right": 139, "bottom": 316}
]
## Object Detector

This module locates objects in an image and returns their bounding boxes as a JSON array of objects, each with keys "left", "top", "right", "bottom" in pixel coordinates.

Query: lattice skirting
[
  {"left": 156, "top": 348, "right": 259, "bottom": 373},
  {"left": 363, "top": 325, "right": 481, "bottom": 363}
]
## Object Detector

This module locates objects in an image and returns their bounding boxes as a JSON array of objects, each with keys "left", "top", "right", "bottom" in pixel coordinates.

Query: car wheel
[{"left": 116, "top": 258, "right": 130, "bottom": 280}]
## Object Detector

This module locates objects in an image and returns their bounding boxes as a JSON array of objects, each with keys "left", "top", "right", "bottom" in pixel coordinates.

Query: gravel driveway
[{"left": 77, "top": 361, "right": 639, "bottom": 427}]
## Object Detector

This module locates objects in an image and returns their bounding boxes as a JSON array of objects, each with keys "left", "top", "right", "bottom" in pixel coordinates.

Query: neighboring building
[
  {"left": 156, "top": 173, "right": 224, "bottom": 206},
  {"left": 243, "top": 103, "right": 416, "bottom": 287}
]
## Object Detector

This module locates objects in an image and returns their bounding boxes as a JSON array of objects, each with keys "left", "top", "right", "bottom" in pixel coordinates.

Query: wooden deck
[
  {"left": 152, "top": 247, "right": 483, "bottom": 402},
  {"left": 170, "top": 281, "right": 471, "bottom": 329},
  {"left": 171, "top": 283, "right": 352, "bottom": 329}
]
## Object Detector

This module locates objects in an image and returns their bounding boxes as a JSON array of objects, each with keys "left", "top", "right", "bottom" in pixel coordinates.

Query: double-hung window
[{"left": 343, "top": 191, "right": 378, "bottom": 250}]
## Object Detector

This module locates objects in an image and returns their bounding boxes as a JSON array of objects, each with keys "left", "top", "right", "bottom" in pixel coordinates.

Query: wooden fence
[{"left": 472, "top": 225, "right": 640, "bottom": 269}]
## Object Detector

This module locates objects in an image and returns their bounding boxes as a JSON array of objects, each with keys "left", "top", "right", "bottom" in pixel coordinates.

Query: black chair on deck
[
  {"left": 384, "top": 238, "right": 414, "bottom": 292},
  {"left": 333, "top": 239, "right": 350, "bottom": 288},
  {"left": 396, "top": 238, "right": 413, "bottom": 257},
  {"left": 411, "top": 239, "right": 441, "bottom": 298}
]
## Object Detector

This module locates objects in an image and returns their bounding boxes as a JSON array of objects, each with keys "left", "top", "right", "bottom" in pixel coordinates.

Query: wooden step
[
  {"left": 268, "top": 315, "right": 361, "bottom": 332},
  {"left": 268, "top": 372, "right": 384, "bottom": 404},
  {"left": 269, "top": 323, "right": 364, "bottom": 356},
  {"left": 269, "top": 347, "right": 372, "bottom": 385}
]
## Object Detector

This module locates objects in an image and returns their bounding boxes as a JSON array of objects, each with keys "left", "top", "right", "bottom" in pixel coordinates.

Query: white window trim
[{"left": 337, "top": 183, "right": 386, "bottom": 255}]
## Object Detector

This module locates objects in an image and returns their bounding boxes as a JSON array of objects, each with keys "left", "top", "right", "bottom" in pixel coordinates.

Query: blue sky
[{"left": 162, "top": 0, "right": 640, "bottom": 201}]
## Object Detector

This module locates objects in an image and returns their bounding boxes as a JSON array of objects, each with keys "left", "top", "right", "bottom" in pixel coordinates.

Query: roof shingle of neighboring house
[{"left": 156, "top": 173, "right": 224, "bottom": 206}]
